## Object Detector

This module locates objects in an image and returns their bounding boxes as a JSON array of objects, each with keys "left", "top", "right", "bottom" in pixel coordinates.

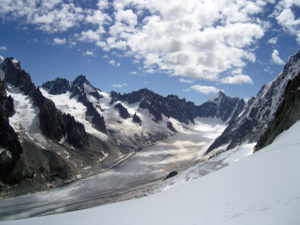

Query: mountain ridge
[{"left": 207, "top": 50, "right": 300, "bottom": 153}]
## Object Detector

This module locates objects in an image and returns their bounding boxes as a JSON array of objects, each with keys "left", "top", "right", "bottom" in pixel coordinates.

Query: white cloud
[
  {"left": 53, "top": 37, "right": 66, "bottom": 45},
  {"left": 112, "top": 83, "right": 127, "bottom": 88},
  {"left": 78, "top": 29, "right": 102, "bottom": 43},
  {"left": 105, "top": 0, "right": 265, "bottom": 82},
  {"left": 83, "top": 50, "right": 94, "bottom": 56},
  {"left": 129, "top": 71, "right": 137, "bottom": 75},
  {"left": 179, "top": 78, "right": 194, "bottom": 84},
  {"left": 268, "top": 37, "right": 278, "bottom": 45},
  {"left": 274, "top": 1, "right": 300, "bottom": 44},
  {"left": 41, "top": 0, "right": 62, "bottom": 10},
  {"left": 221, "top": 75, "right": 253, "bottom": 85},
  {"left": 271, "top": 49, "right": 285, "bottom": 65},
  {"left": 0, "top": 1, "right": 84, "bottom": 33},
  {"left": 0, "top": 0, "right": 272, "bottom": 84},
  {"left": 0, "top": 46, "right": 7, "bottom": 51},
  {"left": 109, "top": 59, "right": 120, "bottom": 67},
  {"left": 185, "top": 85, "right": 222, "bottom": 95}
]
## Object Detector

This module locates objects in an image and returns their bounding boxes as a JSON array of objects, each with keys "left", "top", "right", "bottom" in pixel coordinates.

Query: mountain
[
  {"left": 0, "top": 58, "right": 125, "bottom": 197},
  {"left": 255, "top": 69, "right": 300, "bottom": 151},
  {"left": 110, "top": 89, "right": 245, "bottom": 125},
  {"left": 207, "top": 50, "right": 300, "bottom": 153},
  {"left": 42, "top": 78, "right": 245, "bottom": 151},
  {"left": 2, "top": 120, "right": 300, "bottom": 224},
  {"left": 0, "top": 56, "right": 246, "bottom": 198}
]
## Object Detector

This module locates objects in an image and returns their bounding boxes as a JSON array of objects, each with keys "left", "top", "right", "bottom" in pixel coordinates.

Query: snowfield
[{"left": 2, "top": 120, "right": 300, "bottom": 224}]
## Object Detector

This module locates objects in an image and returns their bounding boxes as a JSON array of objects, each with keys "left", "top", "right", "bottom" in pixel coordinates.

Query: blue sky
[{"left": 0, "top": 0, "right": 299, "bottom": 104}]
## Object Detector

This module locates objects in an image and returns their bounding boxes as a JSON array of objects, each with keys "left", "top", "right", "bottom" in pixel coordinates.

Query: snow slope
[{"left": 2, "top": 121, "right": 300, "bottom": 224}]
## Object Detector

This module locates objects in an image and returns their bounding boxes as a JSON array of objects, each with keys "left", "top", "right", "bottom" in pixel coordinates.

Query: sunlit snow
[{"left": 3, "top": 121, "right": 300, "bottom": 225}]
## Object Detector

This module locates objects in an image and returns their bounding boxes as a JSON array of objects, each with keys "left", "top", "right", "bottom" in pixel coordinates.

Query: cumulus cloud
[
  {"left": 0, "top": 0, "right": 275, "bottom": 84},
  {"left": 271, "top": 49, "right": 285, "bottom": 65},
  {"left": 53, "top": 37, "right": 66, "bottom": 45},
  {"left": 112, "top": 83, "right": 127, "bottom": 88},
  {"left": 185, "top": 85, "right": 222, "bottom": 95},
  {"left": 274, "top": 0, "right": 300, "bottom": 44},
  {"left": 0, "top": 1, "right": 84, "bottom": 33},
  {"left": 106, "top": 0, "right": 265, "bottom": 82},
  {"left": 220, "top": 74, "right": 253, "bottom": 84}
]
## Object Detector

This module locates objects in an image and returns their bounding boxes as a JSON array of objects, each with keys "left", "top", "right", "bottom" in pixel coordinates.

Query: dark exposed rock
[
  {"left": 69, "top": 75, "right": 107, "bottom": 134},
  {"left": 62, "top": 114, "right": 87, "bottom": 148},
  {"left": 42, "top": 78, "right": 71, "bottom": 94},
  {"left": 85, "top": 101, "right": 107, "bottom": 133},
  {"left": 132, "top": 113, "right": 142, "bottom": 125},
  {"left": 1, "top": 58, "right": 36, "bottom": 95},
  {"left": 111, "top": 89, "right": 245, "bottom": 125},
  {"left": 207, "top": 50, "right": 300, "bottom": 154},
  {"left": 255, "top": 71, "right": 300, "bottom": 151},
  {"left": 1, "top": 58, "right": 88, "bottom": 148},
  {"left": 167, "top": 121, "right": 176, "bottom": 132},
  {"left": 114, "top": 103, "right": 130, "bottom": 119},
  {"left": 199, "top": 91, "right": 246, "bottom": 122},
  {"left": 41, "top": 75, "right": 106, "bottom": 134},
  {"left": 0, "top": 58, "right": 127, "bottom": 198},
  {"left": 71, "top": 75, "right": 103, "bottom": 100},
  {"left": 0, "top": 79, "right": 23, "bottom": 183},
  {"left": 164, "top": 171, "right": 178, "bottom": 180}
]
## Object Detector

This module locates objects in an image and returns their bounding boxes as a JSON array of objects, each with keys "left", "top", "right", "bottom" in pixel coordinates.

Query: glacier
[{"left": 1, "top": 121, "right": 300, "bottom": 224}]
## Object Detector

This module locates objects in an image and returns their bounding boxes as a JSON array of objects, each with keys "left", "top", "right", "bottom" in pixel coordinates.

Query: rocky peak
[
  {"left": 199, "top": 93, "right": 245, "bottom": 122},
  {"left": 1, "top": 57, "right": 89, "bottom": 148},
  {"left": 111, "top": 88, "right": 245, "bottom": 125},
  {"left": 42, "top": 78, "right": 71, "bottom": 95},
  {"left": 72, "top": 75, "right": 89, "bottom": 88},
  {"left": 208, "top": 91, "right": 226, "bottom": 104},
  {"left": 0, "top": 58, "right": 35, "bottom": 95},
  {"left": 71, "top": 75, "right": 103, "bottom": 100},
  {"left": 207, "top": 50, "right": 300, "bottom": 153},
  {"left": 42, "top": 75, "right": 106, "bottom": 134}
]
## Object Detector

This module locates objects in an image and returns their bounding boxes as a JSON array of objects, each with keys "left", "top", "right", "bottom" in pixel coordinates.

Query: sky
[{"left": 0, "top": 0, "right": 299, "bottom": 104}]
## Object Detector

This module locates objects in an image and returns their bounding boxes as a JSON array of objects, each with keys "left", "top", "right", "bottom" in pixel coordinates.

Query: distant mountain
[
  {"left": 42, "top": 75, "right": 107, "bottom": 134},
  {"left": 207, "top": 50, "right": 300, "bottom": 153},
  {"left": 0, "top": 56, "right": 245, "bottom": 197},
  {"left": 42, "top": 77, "right": 245, "bottom": 151},
  {"left": 110, "top": 89, "right": 245, "bottom": 124}
]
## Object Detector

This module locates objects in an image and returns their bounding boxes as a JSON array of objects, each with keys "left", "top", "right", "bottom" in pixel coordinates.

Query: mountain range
[{"left": 0, "top": 50, "right": 300, "bottom": 198}]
